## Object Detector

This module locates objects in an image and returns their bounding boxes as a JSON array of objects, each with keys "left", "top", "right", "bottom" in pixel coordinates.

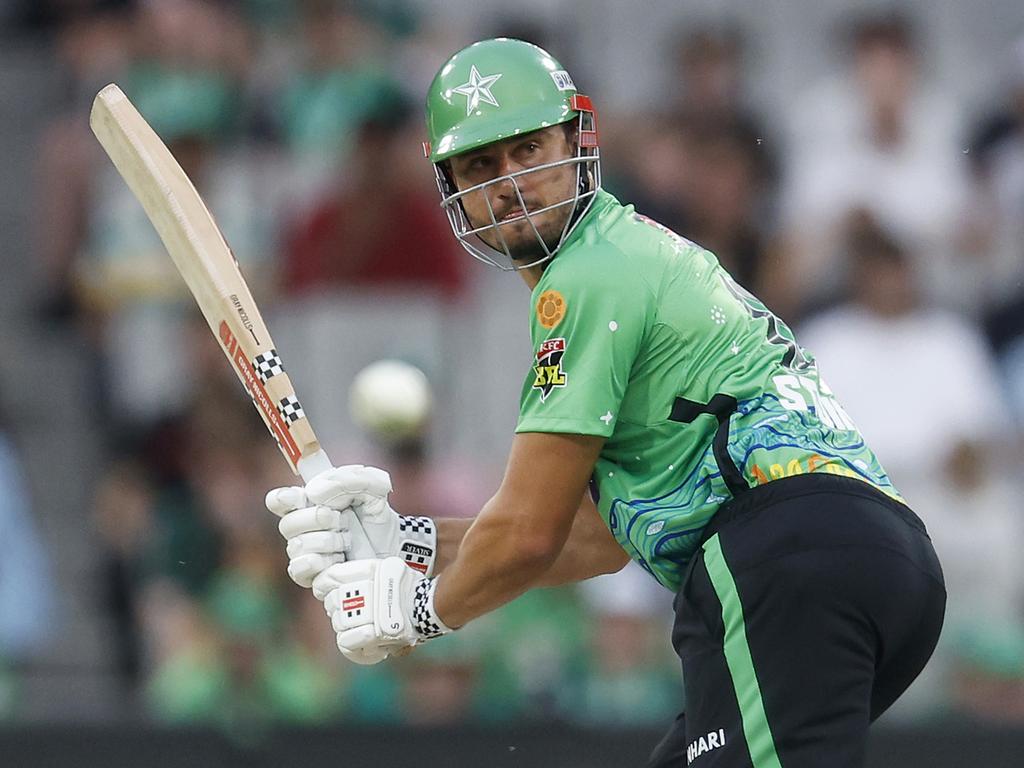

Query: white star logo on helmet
[{"left": 452, "top": 65, "right": 503, "bottom": 116}]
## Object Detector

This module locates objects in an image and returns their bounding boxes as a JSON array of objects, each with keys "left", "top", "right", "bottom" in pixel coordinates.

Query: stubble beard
[{"left": 478, "top": 204, "right": 574, "bottom": 263}]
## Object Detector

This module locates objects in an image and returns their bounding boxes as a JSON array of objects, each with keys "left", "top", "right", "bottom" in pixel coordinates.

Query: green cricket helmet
[{"left": 423, "top": 38, "right": 601, "bottom": 270}]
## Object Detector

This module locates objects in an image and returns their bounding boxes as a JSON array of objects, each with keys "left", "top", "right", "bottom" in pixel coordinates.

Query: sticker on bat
[
  {"left": 278, "top": 395, "right": 306, "bottom": 424},
  {"left": 219, "top": 321, "right": 301, "bottom": 463},
  {"left": 253, "top": 349, "right": 285, "bottom": 384}
]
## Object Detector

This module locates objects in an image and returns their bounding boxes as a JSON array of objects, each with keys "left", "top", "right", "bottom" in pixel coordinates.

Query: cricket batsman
[{"left": 266, "top": 38, "right": 945, "bottom": 767}]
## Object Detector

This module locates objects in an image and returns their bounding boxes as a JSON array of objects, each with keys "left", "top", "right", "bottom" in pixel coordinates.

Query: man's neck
[{"left": 519, "top": 264, "right": 546, "bottom": 290}]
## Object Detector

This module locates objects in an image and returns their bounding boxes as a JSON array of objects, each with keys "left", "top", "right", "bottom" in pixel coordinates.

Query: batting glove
[
  {"left": 265, "top": 465, "right": 438, "bottom": 588},
  {"left": 313, "top": 557, "right": 452, "bottom": 665}
]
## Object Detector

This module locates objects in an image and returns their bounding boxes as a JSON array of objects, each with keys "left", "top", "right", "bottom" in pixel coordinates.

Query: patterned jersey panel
[{"left": 517, "top": 190, "right": 901, "bottom": 591}]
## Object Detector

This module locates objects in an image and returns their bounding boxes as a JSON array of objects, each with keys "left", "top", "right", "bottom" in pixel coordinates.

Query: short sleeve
[{"left": 516, "top": 253, "right": 651, "bottom": 437}]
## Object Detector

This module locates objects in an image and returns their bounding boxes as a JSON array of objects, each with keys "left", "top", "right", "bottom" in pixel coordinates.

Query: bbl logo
[{"left": 532, "top": 338, "right": 567, "bottom": 401}]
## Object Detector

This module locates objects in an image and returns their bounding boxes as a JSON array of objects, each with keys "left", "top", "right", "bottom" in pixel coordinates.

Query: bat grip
[{"left": 297, "top": 448, "right": 333, "bottom": 483}]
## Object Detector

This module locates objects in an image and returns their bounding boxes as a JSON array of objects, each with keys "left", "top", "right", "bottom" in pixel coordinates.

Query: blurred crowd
[{"left": 1, "top": 0, "right": 1024, "bottom": 731}]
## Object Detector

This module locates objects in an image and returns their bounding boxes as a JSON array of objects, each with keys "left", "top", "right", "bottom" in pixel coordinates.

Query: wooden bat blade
[{"left": 89, "top": 84, "right": 331, "bottom": 481}]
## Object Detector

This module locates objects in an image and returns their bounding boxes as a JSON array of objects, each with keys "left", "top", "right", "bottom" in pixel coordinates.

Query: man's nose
[
  {"left": 494, "top": 152, "right": 520, "bottom": 178},
  {"left": 490, "top": 154, "right": 523, "bottom": 198}
]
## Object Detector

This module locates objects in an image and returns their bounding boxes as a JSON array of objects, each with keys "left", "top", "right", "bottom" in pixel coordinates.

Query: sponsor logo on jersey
[
  {"left": 532, "top": 337, "right": 568, "bottom": 401},
  {"left": 536, "top": 289, "right": 567, "bottom": 329}
]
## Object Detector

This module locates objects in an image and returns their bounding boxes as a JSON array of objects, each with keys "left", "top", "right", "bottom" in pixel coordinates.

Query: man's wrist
[{"left": 412, "top": 576, "right": 453, "bottom": 640}]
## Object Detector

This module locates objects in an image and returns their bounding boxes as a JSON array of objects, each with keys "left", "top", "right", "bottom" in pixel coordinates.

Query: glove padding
[
  {"left": 266, "top": 465, "right": 437, "bottom": 588},
  {"left": 313, "top": 557, "right": 452, "bottom": 665}
]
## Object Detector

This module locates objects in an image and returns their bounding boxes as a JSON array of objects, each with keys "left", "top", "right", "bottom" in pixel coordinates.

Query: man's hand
[
  {"left": 313, "top": 557, "right": 452, "bottom": 665},
  {"left": 265, "top": 465, "right": 438, "bottom": 587}
]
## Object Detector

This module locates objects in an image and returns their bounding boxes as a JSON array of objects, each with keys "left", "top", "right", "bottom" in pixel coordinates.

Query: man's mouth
[{"left": 499, "top": 206, "right": 533, "bottom": 222}]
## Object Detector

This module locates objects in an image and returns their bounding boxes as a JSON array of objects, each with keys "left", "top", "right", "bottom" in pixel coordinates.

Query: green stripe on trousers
[{"left": 702, "top": 533, "right": 783, "bottom": 768}]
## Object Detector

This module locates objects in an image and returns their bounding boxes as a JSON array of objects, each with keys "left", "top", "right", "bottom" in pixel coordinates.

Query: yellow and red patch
[
  {"left": 536, "top": 289, "right": 566, "bottom": 329},
  {"left": 532, "top": 337, "right": 568, "bottom": 401}
]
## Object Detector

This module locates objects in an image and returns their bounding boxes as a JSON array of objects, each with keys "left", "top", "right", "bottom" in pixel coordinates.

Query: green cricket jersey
[{"left": 516, "top": 190, "right": 901, "bottom": 592}]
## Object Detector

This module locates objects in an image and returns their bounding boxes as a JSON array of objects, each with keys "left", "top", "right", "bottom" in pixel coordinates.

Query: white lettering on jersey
[
  {"left": 687, "top": 728, "right": 726, "bottom": 764},
  {"left": 772, "top": 375, "right": 858, "bottom": 432},
  {"left": 773, "top": 374, "right": 806, "bottom": 411}
]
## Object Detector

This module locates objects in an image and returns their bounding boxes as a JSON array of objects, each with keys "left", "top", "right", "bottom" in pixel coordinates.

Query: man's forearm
[
  {"left": 432, "top": 502, "right": 565, "bottom": 629},
  {"left": 533, "top": 499, "right": 629, "bottom": 587},
  {"left": 425, "top": 432, "right": 607, "bottom": 630},
  {"left": 430, "top": 496, "right": 627, "bottom": 605},
  {"left": 433, "top": 517, "right": 474, "bottom": 573}
]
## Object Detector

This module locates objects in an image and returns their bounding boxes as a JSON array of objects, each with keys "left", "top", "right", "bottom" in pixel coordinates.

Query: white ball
[{"left": 349, "top": 359, "right": 432, "bottom": 440}]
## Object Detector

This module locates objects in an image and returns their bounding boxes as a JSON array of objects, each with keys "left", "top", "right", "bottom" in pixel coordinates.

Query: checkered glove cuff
[
  {"left": 412, "top": 577, "right": 452, "bottom": 641},
  {"left": 398, "top": 516, "right": 437, "bottom": 577},
  {"left": 399, "top": 516, "right": 434, "bottom": 535}
]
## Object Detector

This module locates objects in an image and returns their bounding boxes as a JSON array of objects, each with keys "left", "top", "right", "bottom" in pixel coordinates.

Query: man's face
[{"left": 447, "top": 125, "right": 577, "bottom": 263}]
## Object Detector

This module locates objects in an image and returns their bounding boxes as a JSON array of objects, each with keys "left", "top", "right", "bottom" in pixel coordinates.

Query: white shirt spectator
[
  {"left": 799, "top": 305, "right": 1007, "bottom": 481},
  {"left": 800, "top": 304, "right": 1023, "bottom": 655},
  {"left": 783, "top": 77, "right": 971, "bottom": 307}
]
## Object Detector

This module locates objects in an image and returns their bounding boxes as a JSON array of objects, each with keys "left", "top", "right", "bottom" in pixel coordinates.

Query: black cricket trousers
[{"left": 648, "top": 474, "right": 946, "bottom": 768}]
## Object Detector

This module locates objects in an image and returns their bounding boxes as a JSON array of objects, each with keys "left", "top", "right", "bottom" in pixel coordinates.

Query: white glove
[
  {"left": 313, "top": 557, "right": 452, "bottom": 665},
  {"left": 265, "top": 465, "right": 438, "bottom": 588}
]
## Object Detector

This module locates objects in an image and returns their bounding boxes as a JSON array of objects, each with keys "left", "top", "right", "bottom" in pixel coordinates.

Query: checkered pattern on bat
[
  {"left": 253, "top": 349, "right": 285, "bottom": 384},
  {"left": 412, "top": 578, "right": 445, "bottom": 639},
  {"left": 399, "top": 516, "right": 434, "bottom": 536},
  {"left": 278, "top": 395, "right": 305, "bottom": 424}
]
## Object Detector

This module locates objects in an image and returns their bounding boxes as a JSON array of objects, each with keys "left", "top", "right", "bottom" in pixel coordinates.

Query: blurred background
[{"left": 1, "top": 0, "right": 1024, "bottom": 765}]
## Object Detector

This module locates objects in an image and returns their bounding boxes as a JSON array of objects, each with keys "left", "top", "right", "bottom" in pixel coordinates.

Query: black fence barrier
[{"left": 0, "top": 723, "right": 1021, "bottom": 767}]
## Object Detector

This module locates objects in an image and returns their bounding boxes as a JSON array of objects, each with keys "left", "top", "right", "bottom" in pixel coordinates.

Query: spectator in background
[
  {"left": 566, "top": 563, "right": 679, "bottom": 727},
  {"left": 668, "top": 22, "right": 769, "bottom": 143},
  {"left": 798, "top": 213, "right": 1010, "bottom": 504},
  {"left": 608, "top": 114, "right": 692, "bottom": 234},
  {"left": 966, "top": 35, "right": 1024, "bottom": 309},
  {"left": 393, "top": 628, "right": 485, "bottom": 725},
  {"left": 988, "top": 296, "right": 1024, "bottom": 433},
  {"left": 139, "top": 441, "right": 346, "bottom": 728},
  {"left": 799, "top": 215, "right": 1023, "bottom": 720},
  {"left": 269, "top": 0, "right": 401, "bottom": 200},
  {"left": 37, "top": 0, "right": 272, "bottom": 430},
  {"left": 781, "top": 12, "right": 970, "bottom": 318},
  {"left": 0, "top": 414, "right": 56, "bottom": 718},
  {"left": 674, "top": 121, "right": 776, "bottom": 295},
  {"left": 613, "top": 22, "right": 777, "bottom": 298},
  {"left": 93, "top": 318, "right": 269, "bottom": 691},
  {"left": 34, "top": 2, "right": 136, "bottom": 324},
  {"left": 283, "top": 104, "right": 465, "bottom": 298},
  {"left": 970, "top": 37, "right": 1024, "bottom": 434},
  {"left": 36, "top": 0, "right": 251, "bottom": 324},
  {"left": 92, "top": 457, "right": 154, "bottom": 689}
]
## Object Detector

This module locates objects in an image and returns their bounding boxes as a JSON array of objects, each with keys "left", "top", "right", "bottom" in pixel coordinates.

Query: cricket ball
[{"left": 349, "top": 359, "right": 432, "bottom": 440}]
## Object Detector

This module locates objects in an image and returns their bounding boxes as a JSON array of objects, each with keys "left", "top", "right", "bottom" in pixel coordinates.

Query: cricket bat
[{"left": 89, "top": 84, "right": 332, "bottom": 482}]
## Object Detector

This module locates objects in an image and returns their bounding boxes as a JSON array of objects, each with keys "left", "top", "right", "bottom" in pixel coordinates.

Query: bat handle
[{"left": 297, "top": 448, "right": 333, "bottom": 483}]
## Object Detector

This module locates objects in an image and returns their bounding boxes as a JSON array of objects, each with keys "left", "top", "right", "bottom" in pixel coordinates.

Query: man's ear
[
  {"left": 562, "top": 122, "right": 579, "bottom": 152},
  {"left": 439, "top": 159, "right": 459, "bottom": 194}
]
